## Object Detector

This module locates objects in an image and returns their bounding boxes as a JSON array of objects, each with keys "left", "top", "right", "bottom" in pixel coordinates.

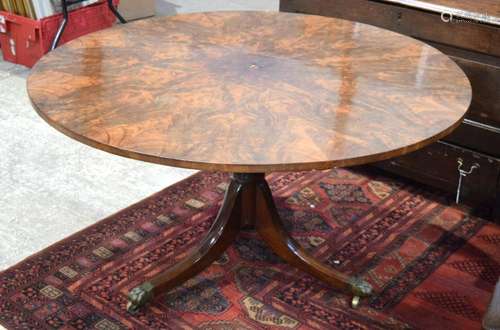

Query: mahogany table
[{"left": 27, "top": 11, "right": 472, "bottom": 313}]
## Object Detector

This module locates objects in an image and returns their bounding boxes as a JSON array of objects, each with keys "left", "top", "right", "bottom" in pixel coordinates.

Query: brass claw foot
[
  {"left": 349, "top": 277, "right": 373, "bottom": 297},
  {"left": 349, "top": 277, "right": 373, "bottom": 308},
  {"left": 127, "top": 282, "right": 154, "bottom": 314}
]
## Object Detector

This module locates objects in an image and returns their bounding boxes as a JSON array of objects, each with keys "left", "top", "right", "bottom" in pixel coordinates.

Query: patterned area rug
[{"left": 0, "top": 168, "right": 498, "bottom": 329}]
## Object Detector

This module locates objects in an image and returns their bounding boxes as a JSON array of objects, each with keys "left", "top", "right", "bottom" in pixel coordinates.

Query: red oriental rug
[{"left": 0, "top": 168, "right": 498, "bottom": 330}]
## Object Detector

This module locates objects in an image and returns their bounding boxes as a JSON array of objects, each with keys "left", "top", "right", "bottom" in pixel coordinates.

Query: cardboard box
[{"left": 118, "top": 0, "right": 155, "bottom": 21}]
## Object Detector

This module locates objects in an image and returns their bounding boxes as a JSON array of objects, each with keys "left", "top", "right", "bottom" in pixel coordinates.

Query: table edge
[{"left": 28, "top": 94, "right": 469, "bottom": 173}]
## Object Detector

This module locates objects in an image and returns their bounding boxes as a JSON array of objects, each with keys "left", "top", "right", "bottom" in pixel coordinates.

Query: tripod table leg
[
  {"left": 127, "top": 179, "right": 243, "bottom": 313},
  {"left": 254, "top": 178, "right": 373, "bottom": 306}
]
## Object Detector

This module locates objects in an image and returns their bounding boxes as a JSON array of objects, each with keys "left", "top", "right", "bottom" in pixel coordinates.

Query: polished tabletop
[{"left": 28, "top": 11, "right": 472, "bottom": 173}]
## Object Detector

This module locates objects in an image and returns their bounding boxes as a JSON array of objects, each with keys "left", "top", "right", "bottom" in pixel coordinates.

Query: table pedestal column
[{"left": 127, "top": 173, "right": 373, "bottom": 313}]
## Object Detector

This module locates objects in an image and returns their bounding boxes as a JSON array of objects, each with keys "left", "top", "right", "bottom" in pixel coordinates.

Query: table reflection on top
[{"left": 28, "top": 11, "right": 472, "bottom": 173}]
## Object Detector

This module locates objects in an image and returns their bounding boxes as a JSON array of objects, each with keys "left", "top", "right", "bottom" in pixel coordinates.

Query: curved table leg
[
  {"left": 127, "top": 179, "right": 243, "bottom": 314},
  {"left": 127, "top": 172, "right": 372, "bottom": 313},
  {"left": 255, "top": 178, "right": 373, "bottom": 306}
]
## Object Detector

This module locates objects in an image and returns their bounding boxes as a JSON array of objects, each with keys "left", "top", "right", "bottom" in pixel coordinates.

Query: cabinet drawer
[
  {"left": 444, "top": 119, "right": 500, "bottom": 158},
  {"left": 376, "top": 141, "right": 500, "bottom": 208}
]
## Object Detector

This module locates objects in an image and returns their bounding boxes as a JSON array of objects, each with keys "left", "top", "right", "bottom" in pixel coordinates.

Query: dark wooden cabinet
[
  {"left": 281, "top": 0, "right": 500, "bottom": 218},
  {"left": 377, "top": 141, "right": 500, "bottom": 207}
]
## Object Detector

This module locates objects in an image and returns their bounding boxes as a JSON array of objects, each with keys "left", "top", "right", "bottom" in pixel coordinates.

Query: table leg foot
[
  {"left": 255, "top": 178, "right": 373, "bottom": 301},
  {"left": 126, "top": 179, "right": 243, "bottom": 313},
  {"left": 127, "top": 282, "right": 154, "bottom": 314},
  {"left": 349, "top": 276, "right": 373, "bottom": 297},
  {"left": 349, "top": 277, "right": 373, "bottom": 308}
]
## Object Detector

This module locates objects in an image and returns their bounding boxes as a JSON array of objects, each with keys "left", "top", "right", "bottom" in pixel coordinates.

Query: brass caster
[
  {"left": 349, "top": 277, "right": 373, "bottom": 298},
  {"left": 348, "top": 277, "right": 372, "bottom": 309},
  {"left": 126, "top": 282, "right": 154, "bottom": 314},
  {"left": 351, "top": 296, "right": 361, "bottom": 308}
]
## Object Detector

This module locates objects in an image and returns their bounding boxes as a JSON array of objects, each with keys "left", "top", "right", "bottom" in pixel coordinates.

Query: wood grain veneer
[{"left": 28, "top": 11, "right": 472, "bottom": 173}]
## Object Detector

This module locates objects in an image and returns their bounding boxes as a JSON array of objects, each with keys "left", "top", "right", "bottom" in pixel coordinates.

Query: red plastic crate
[{"left": 0, "top": 1, "right": 118, "bottom": 67}]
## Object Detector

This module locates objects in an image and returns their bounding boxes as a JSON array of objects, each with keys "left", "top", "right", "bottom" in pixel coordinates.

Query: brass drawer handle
[{"left": 456, "top": 158, "right": 480, "bottom": 204}]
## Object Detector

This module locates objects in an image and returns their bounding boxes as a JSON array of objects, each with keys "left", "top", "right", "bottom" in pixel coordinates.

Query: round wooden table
[{"left": 27, "top": 11, "right": 472, "bottom": 313}]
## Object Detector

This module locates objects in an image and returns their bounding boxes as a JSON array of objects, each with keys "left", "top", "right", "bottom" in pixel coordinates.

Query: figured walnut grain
[{"left": 28, "top": 12, "right": 472, "bottom": 173}]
